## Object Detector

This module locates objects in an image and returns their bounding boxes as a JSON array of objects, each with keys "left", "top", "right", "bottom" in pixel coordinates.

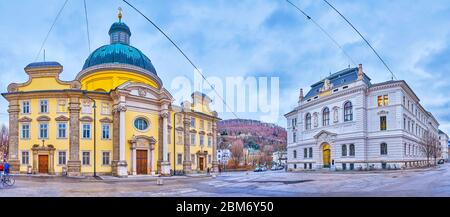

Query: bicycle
[{"left": 0, "top": 173, "right": 15, "bottom": 188}]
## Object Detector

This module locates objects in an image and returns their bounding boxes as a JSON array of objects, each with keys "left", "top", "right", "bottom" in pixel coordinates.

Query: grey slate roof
[{"left": 304, "top": 67, "right": 371, "bottom": 100}]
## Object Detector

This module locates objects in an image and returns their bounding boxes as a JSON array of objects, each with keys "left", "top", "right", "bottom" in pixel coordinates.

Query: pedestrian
[
  {"left": 3, "top": 161, "right": 9, "bottom": 175},
  {"left": 207, "top": 167, "right": 210, "bottom": 175}
]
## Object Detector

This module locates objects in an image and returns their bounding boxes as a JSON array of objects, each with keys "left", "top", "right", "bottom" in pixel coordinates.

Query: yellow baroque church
[{"left": 2, "top": 11, "right": 220, "bottom": 177}]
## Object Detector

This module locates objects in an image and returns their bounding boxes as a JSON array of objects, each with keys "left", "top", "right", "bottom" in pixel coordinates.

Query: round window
[{"left": 134, "top": 118, "right": 149, "bottom": 131}]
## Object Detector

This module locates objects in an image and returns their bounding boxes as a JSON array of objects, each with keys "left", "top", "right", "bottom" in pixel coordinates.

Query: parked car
[
  {"left": 254, "top": 166, "right": 268, "bottom": 172},
  {"left": 438, "top": 159, "right": 445, "bottom": 164},
  {"left": 271, "top": 165, "right": 284, "bottom": 171}
]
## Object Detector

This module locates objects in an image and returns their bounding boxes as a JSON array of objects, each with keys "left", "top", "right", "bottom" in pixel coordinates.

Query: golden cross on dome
[{"left": 118, "top": 7, "right": 123, "bottom": 21}]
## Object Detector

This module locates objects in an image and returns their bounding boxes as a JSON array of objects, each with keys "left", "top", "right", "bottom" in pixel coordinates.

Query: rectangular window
[
  {"left": 58, "top": 151, "right": 66, "bottom": 165},
  {"left": 303, "top": 148, "right": 307, "bottom": 158},
  {"left": 309, "top": 147, "right": 313, "bottom": 158},
  {"left": 349, "top": 144, "right": 355, "bottom": 156},
  {"left": 40, "top": 100, "right": 48, "bottom": 113},
  {"left": 82, "top": 152, "right": 90, "bottom": 165},
  {"left": 102, "top": 152, "right": 110, "bottom": 165},
  {"left": 21, "top": 124, "right": 30, "bottom": 139},
  {"left": 39, "top": 123, "right": 48, "bottom": 139},
  {"left": 57, "top": 99, "right": 67, "bottom": 113},
  {"left": 22, "top": 101, "right": 30, "bottom": 114},
  {"left": 380, "top": 143, "right": 388, "bottom": 155},
  {"left": 101, "top": 102, "right": 111, "bottom": 115},
  {"left": 177, "top": 154, "right": 183, "bottom": 165},
  {"left": 377, "top": 96, "right": 383, "bottom": 107},
  {"left": 58, "top": 123, "right": 67, "bottom": 138},
  {"left": 293, "top": 132, "right": 297, "bottom": 143},
  {"left": 208, "top": 122, "right": 212, "bottom": 131},
  {"left": 190, "top": 133, "right": 196, "bottom": 145},
  {"left": 208, "top": 154, "right": 212, "bottom": 164},
  {"left": 190, "top": 117, "right": 196, "bottom": 128},
  {"left": 383, "top": 95, "right": 389, "bottom": 106},
  {"left": 200, "top": 135, "right": 205, "bottom": 146},
  {"left": 102, "top": 124, "right": 110, "bottom": 139},
  {"left": 200, "top": 120, "right": 204, "bottom": 130},
  {"left": 293, "top": 150, "right": 297, "bottom": 159},
  {"left": 208, "top": 136, "right": 212, "bottom": 147},
  {"left": 380, "top": 116, "right": 387, "bottom": 131},
  {"left": 21, "top": 151, "right": 29, "bottom": 165},
  {"left": 82, "top": 124, "right": 91, "bottom": 139}
]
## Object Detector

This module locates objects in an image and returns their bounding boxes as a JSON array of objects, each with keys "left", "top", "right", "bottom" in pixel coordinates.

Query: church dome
[
  {"left": 82, "top": 43, "right": 157, "bottom": 75},
  {"left": 81, "top": 10, "right": 157, "bottom": 75}
]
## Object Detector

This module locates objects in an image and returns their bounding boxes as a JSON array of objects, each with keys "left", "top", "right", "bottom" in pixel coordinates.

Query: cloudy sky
[{"left": 0, "top": 0, "right": 449, "bottom": 134}]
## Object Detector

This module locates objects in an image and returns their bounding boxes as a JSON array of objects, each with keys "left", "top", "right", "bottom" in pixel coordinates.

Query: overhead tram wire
[
  {"left": 322, "top": 0, "right": 397, "bottom": 80},
  {"left": 34, "top": 0, "right": 70, "bottom": 62},
  {"left": 286, "top": 0, "right": 356, "bottom": 67},
  {"left": 83, "top": 0, "right": 91, "bottom": 53},
  {"left": 122, "top": 0, "right": 239, "bottom": 119}
]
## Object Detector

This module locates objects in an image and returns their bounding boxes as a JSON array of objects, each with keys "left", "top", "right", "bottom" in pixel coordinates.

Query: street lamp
[{"left": 82, "top": 90, "right": 97, "bottom": 177}]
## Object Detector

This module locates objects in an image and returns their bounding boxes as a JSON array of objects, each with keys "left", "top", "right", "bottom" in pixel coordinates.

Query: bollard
[
  {"left": 212, "top": 174, "right": 216, "bottom": 178},
  {"left": 156, "top": 178, "right": 163, "bottom": 185}
]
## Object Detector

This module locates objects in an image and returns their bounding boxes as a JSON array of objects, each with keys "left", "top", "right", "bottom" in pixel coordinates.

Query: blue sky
[{"left": 0, "top": 0, "right": 449, "bottom": 134}]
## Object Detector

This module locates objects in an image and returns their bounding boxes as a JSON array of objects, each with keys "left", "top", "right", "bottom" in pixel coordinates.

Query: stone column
[
  {"left": 112, "top": 104, "right": 128, "bottom": 177},
  {"left": 67, "top": 97, "right": 81, "bottom": 176},
  {"left": 182, "top": 115, "right": 192, "bottom": 173},
  {"left": 160, "top": 111, "right": 171, "bottom": 176},
  {"left": 7, "top": 99, "right": 20, "bottom": 173},
  {"left": 212, "top": 122, "right": 219, "bottom": 173}
]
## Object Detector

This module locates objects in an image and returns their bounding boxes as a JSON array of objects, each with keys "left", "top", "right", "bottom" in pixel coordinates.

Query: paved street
[{"left": 1, "top": 163, "right": 450, "bottom": 197}]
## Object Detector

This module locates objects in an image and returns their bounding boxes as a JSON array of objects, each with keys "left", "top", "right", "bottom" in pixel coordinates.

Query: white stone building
[
  {"left": 285, "top": 64, "right": 440, "bottom": 171},
  {"left": 272, "top": 151, "right": 287, "bottom": 166},
  {"left": 439, "top": 130, "right": 449, "bottom": 161}
]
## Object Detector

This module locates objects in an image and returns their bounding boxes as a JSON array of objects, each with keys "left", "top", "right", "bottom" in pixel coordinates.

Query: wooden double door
[
  {"left": 136, "top": 150, "right": 148, "bottom": 175},
  {"left": 38, "top": 155, "right": 49, "bottom": 174}
]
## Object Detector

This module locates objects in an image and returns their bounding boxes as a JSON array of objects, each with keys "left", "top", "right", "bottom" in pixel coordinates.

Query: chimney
[
  {"left": 357, "top": 64, "right": 364, "bottom": 80},
  {"left": 298, "top": 88, "right": 304, "bottom": 103}
]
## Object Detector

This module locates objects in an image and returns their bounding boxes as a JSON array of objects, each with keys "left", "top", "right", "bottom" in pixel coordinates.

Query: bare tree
[
  {"left": 420, "top": 130, "right": 441, "bottom": 166},
  {"left": 230, "top": 139, "right": 244, "bottom": 167}
]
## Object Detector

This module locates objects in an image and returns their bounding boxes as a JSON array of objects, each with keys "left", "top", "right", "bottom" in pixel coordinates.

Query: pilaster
[
  {"left": 7, "top": 99, "right": 20, "bottom": 173},
  {"left": 182, "top": 115, "right": 192, "bottom": 173}
]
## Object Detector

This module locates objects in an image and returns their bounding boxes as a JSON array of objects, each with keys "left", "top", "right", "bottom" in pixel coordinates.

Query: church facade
[
  {"left": 285, "top": 64, "right": 441, "bottom": 171},
  {"left": 2, "top": 12, "right": 219, "bottom": 177}
]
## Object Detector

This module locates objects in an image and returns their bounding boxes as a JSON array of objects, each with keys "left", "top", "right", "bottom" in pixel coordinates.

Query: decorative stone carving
[
  {"left": 36, "top": 115, "right": 51, "bottom": 122},
  {"left": 7, "top": 83, "right": 18, "bottom": 92},
  {"left": 99, "top": 117, "right": 113, "bottom": 123},
  {"left": 377, "top": 110, "right": 389, "bottom": 115},
  {"left": 138, "top": 88, "right": 146, "bottom": 97},
  {"left": 79, "top": 116, "right": 93, "bottom": 122},
  {"left": 320, "top": 79, "right": 333, "bottom": 92},
  {"left": 113, "top": 104, "right": 127, "bottom": 113},
  {"left": 313, "top": 113, "right": 318, "bottom": 127},
  {"left": 18, "top": 117, "right": 32, "bottom": 122},
  {"left": 55, "top": 115, "right": 70, "bottom": 121},
  {"left": 70, "top": 80, "right": 82, "bottom": 89},
  {"left": 160, "top": 111, "right": 169, "bottom": 119},
  {"left": 314, "top": 130, "right": 337, "bottom": 144}
]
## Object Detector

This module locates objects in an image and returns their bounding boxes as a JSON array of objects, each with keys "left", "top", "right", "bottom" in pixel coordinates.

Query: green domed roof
[
  {"left": 82, "top": 20, "right": 157, "bottom": 75},
  {"left": 82, "top": 43, "right": 157, "bottom": 75}
]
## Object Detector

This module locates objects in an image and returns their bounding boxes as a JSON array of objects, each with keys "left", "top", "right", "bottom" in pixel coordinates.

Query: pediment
[
  {"left": 79, "top": 116, "right": 93, "bottom": 122},
  {"left": 36, "top": 115, "right": 51, "bottom": 122},
  {"left": 313, "top": 130, "right": 337, "bottom": 139},
  {"left": 99, "top": 117, "right": 113, "bottom": 123},
  {"left": 18, "top": 117, "right": 32, "bottom": 122},
  {"left": 55, "top": 115, "right": 69, "bottom": 121}
]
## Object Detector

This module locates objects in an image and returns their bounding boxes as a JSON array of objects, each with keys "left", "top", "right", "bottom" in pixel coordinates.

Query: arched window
[
  {"left": 344, "top": 101, "right": 353, "bottom": 122},
  {"left": 380, "top": 143, "right": 388, "bottom": 155},
  {"left": 341, "top": 144, "right": 347, "bottom": 157},
  {"left": 349, "top": 144, "right": 355, "bottom": 156},
  {"left": 322, "top": 107, "right": 330, "bottom": 126},
  {"left": 305, "top": 113, "right": 311, "bottom": 130},
  {"left": 293, "top": 150, "right": 297, "bottom": 159}
]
